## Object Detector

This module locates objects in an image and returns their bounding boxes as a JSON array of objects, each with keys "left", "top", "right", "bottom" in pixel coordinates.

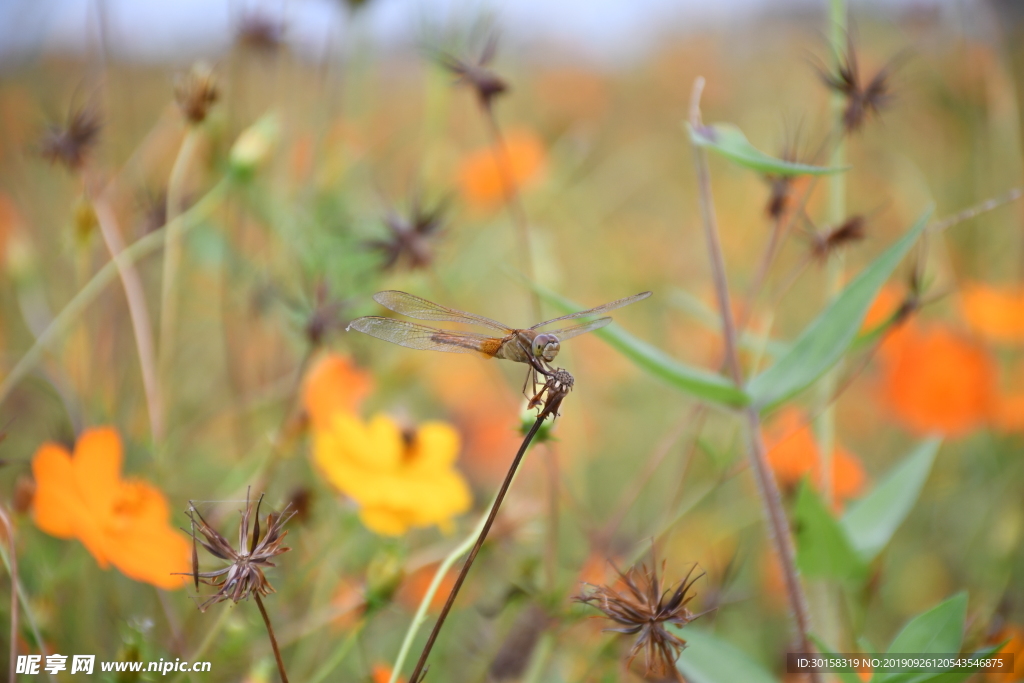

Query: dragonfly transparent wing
[
  {"left": 546, "top": 317, "right": 612, "bottom": 341},
  {"left": 347, "top": 316, "right": 503, "bottom": 355},
  {"left": 531, "top": 291, "right": 652, "bottom": 330},
  {"left": 373, "top": 291, "right": 511, "bottom": 332}
]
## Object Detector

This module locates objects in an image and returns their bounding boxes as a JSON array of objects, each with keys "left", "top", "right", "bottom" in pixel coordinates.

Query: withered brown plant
[
  {"left": 184, "top": 491, "right": 295, "bottom": 683},
  {"left": 365, "top": 195, "right": 447, "bottom": 271},
  {"left": 809, "top": 214, "right": 866, "bottom": 262},
  {"left": 435, "top": 32, "right": 508, "bottom": 110},
  {"left": 40, "top": 104, "right": 101, "bottom": 171},
  {"left": 819, "top": 36, "right": 901, "bottom": 133},
  {"left": 575, "top": 558, "right": 707, "bottom": 679},
  {"left": 175, "top": 62, "right": 219, "bottom": 125}
]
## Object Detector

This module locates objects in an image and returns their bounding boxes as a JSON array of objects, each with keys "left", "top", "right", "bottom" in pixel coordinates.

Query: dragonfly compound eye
[{"left": 534, "top": 333, "right": 560, "bottom": 362}]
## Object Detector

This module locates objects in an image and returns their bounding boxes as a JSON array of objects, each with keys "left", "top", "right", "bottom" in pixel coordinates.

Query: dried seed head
[
  {"left": 811, "top": 215, "right": 866, "bottom": 262},
  {"left": 40, "top": 105, "right": 101, "bottom": 171},
  {"left": 435, "top": 33, "right": 508, "bottom": 109},
  {"left": 818, "top": 37, "right": 903, "bottom": 134},
  {"left": 575, "top": 557, "right": 706, "bottom": 677},
  {"left": 236, "top": 12, "right": 286, "bottom": 53},
  {"left": 304, "top": 280, "right": 346, "bottom": 347},
  {"left": 181, "top": 490, "right": 295, "bottom": 612},
  {"left": 764, "top": 128, "right": 805, "bottom": 219},
  {"left": 365, "top": 194, "right": 447, "bottom": 272},
  {"left": 175, "top": 62, "right": 219, "bottom": 125}
]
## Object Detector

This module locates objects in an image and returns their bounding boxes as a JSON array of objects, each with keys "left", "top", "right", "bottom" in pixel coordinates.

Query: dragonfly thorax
[{"left": 533, "top": 333, "right": 560, "bottom": 362}]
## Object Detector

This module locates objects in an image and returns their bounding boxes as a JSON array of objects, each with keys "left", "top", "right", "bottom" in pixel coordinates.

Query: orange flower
[
  {"left": 986, "top": 624, "right": 1024, "bottom": 682},
  {"left": 372, "top": 664, "right": 405, "bottom": 683},
  {"left": 457, "top": 129, "right": 546, "bottom": 209},
  {"left": 763, "top": 408, "right": 867, "bottom": 505},
  {"left": 31, "top": 427, "right": 190, "bottom": 589},
  {"left": 879, "top": 324, "right": 996, "bottom": 436},
  {"left": 961, "top": 282, "right": 1024, "bottom": 344},
  {"left": 396, "top": 562, "right": 458, "bottom": 613},
  {"left": 302, "top": 353, "right": 373, "bottom": 430}
]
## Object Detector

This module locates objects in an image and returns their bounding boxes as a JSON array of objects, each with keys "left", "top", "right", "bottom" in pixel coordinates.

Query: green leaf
[
  {"left": 687, "top": 122, "right": 849, "bottom": 176},
  {"left": 747, "top": 209, "right": 933, "bottom": 409},
  {"left": 871, "top": 594, "right": 968, "bottom": 683},
  {"left": 841, "top": 439, "right": 940, "bottom": 563},
  {"left": 532, "top": 285, "right": 750, "bottom": 407},
  {"left": 793, "top": 483, "right": 866, "bottom": 582},
  {"left": 676, "top": 628, "right": 780, "bottom": 683}
]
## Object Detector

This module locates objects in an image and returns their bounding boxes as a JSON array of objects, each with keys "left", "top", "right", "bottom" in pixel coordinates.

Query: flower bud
[
  {"left": 229, "top": 114, "right": 279, "bottom": 180},
  {"left": 365, "top": 548, "right": 405, "bottom": 608}
]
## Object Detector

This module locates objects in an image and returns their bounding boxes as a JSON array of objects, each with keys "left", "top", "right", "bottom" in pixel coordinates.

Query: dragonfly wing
[
  {"left": 531, "top": 291, "right": 652, "bottom": 329},
  {"left": 347, "top": 316, "right": 502, "bottom": 356},
  {"left": 373, "top": 290, "right": 511, "bottom": 332},
  {"left": 547, "top": 317, "right": 612, "bottom": 341}
]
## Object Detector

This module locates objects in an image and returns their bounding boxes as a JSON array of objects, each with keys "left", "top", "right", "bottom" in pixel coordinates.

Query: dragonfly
[{"left": 346, "top": 290, "right": 652, "bottom": 394}]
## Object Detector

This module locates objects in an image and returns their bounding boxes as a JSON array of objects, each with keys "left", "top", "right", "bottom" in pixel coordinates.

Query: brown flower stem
[
  {"left": 408, "top": 411, "right": 551, "bottom": 683},
  {"left": 931, "top": 186, "right": 1024, "bottom": 233},
  {"left": 90, "top": 190, "right": 165, "bottom": 441},
  {"left": 0, "top": 506, "right": 18, "bottom": 683},
  {"left": 254, "top": 593, "right": 289, "bottom": 683},
  {"left": 688, "top": 77, "right": 820, "bottom": 683},
  {"left": 480, "top": 104, "right": 542, "bottom": 322}
]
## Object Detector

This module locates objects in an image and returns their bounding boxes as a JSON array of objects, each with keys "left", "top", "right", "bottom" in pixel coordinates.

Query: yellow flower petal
[{"left": 407, "top": 422, "right": 460, "bottom": 472}]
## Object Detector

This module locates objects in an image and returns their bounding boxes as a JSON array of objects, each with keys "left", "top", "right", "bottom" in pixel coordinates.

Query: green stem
[
  {"left": 0, "top": 528, "right": 57, "bottom": 683},
  {"left": 159, "top": 128, "right": 203, "bottom": 398},
  {"left": 0, "top": 179, "right": 230, "bottom": 409},
  {"left": 819, "top": 0, "right": 848, "bottom": 511},
  {"left": 387, "top": 492, "right": 496, "bottom": 683},
  {"left": 307, "top": 620, "right": 364, "bottom": 683},
  {"left": 169, "top": 605, "right": 233, "bottom": 683}
]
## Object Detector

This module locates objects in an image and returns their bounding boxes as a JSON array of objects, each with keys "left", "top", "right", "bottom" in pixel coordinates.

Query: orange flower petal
[
  {"left": 30, "top": 443, "right": 78, "bottom": 539},
  {"left": 961, "top": 283, "right": 1024, "bottom": 344},
  {"left": 302, "top": 354, "right": 373, "bottom": 430},
  {"left": 880, "top": 324, "right": 996, "bottom": 436},
  {"left": 372, "top": 664, "right": 405, "bottom": 683},
  {"left": 457, "top": 128, "right": 547, "bottom": 209},
  {"left": 72, "top": 427, "right": 123, "bottom": 515},
  {"left": 107, "top": 522, "right": 191, "bottom": 590}
]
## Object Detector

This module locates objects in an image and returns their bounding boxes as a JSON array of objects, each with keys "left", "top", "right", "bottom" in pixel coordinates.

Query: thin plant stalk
[
  {"left": 307, "top": 619, "right": 364, "bottom": 683},
  {"left": 480, "top": 105, "right": 542, "bottom": 322},
  {"left": 159, "top": 128, "right": 202, "bottom": 391},
  {"left": 407, "top": 411, "right": 553, "bottom": 683},
  {"left": 169, "top": 604, "right": 233, "bottom": 683},
  {"left": 0, "top": 178, "right": 229, "bottom": 409},
  {"left": 0, "top": 525, "right": 56, "bottom": 683},
  {"left": 91, "top": 192, "right": 164, "bottom": 441},
  {"left": 388, "top": 510, "right": 491, "bottom": 683},
  {"left": 254, "top": 593, "right": 289, "bottom": 683},
  {"left": 0, "top": 507, "right": 18, "bottom": 683},
  {"left": 818, "top": 0, "right": 849, "bottom": 511},
  {"left": 688, "top": 77, "right": 820, "bottom": 683}
]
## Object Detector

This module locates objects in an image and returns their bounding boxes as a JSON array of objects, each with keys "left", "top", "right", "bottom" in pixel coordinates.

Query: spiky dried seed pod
[
  {"left": 175, "top": 62, "right": 219, "bottom": 125},
  {"left": 436, "top": 33, "right": 508, "bottom": 109},
  {"left": 575, "top": 559, "right": 706, "bottom": 678},
  {"left": 811, "top": 215, "right": 866, "bottom": 262},
  {"left": 40, "top": 105, "right": 101, "bottom": 171},
  {"left": 236, "top": 12, "right": 286, "bottom": 52},
  {"left": 819, "top": 37, "right": 902, "bottom": 133},
  {"left": 181, "top": 490, "right": 295, "bottom": 612},
  {"left": 365, "top": 195, "right": 447, "bottom": 272}
]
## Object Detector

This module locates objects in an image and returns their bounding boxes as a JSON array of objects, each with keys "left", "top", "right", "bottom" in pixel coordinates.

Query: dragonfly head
[{"left": 533, "top": 333, "right": 560, "bottom": 362}]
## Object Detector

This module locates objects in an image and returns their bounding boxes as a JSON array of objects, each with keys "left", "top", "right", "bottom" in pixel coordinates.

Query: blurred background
[{"left": 1, "top": 0, "right": 1024, "bottom": 681}]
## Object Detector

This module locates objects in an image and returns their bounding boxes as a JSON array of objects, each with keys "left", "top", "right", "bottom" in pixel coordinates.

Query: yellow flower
[{"left": 312, "top": 413, "right": 472, "bottom": 536}]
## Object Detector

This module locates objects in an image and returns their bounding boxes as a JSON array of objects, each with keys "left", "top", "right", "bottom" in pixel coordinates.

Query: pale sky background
[{"left": 0, "top": 0, "right": 982, "bottom": 67}]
